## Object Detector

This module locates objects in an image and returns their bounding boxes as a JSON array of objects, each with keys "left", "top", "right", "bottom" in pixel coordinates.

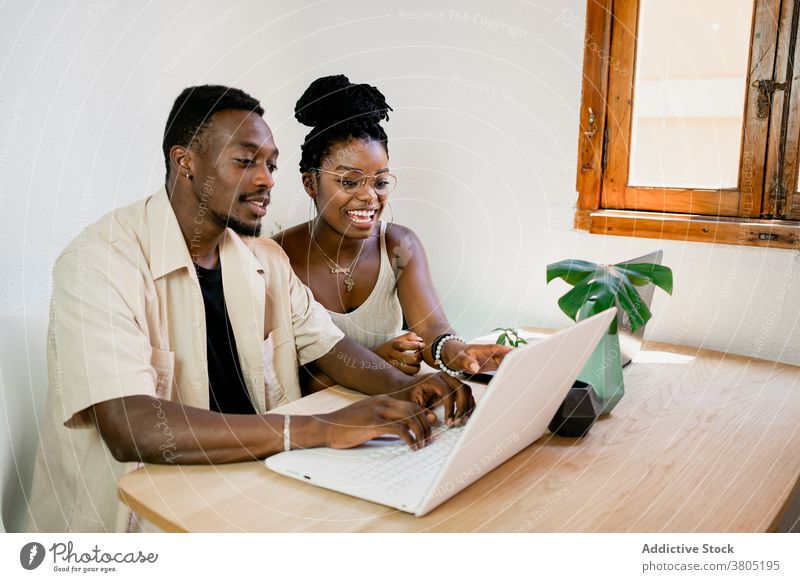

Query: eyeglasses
[{"left": 313, "top": 168, "right": 397, "bottom": 195}]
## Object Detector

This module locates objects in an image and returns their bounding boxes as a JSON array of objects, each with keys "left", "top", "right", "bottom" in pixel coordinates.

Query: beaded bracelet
[{"left": 432, "top": 333, "right": 465, "bottom": 377}]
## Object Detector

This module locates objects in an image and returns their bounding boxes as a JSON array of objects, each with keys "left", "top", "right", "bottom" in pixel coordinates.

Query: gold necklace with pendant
[{"left": 311, "top": 236, "right": 365, "bottom": 293}]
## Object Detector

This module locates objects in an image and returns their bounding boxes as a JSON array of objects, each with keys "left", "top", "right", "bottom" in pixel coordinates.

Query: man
[{"left": 27, "top": 85, "right": 499, "bottom": 532}]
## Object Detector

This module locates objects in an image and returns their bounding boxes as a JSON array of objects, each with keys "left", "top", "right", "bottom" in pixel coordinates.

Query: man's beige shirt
[{"left": 27, "top": 188, "right": 343, "bottom": 532}]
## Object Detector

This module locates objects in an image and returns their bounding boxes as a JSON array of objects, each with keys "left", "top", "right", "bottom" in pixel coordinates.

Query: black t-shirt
[{"left": 196, "top": 264, "right": 257, "bottom": 415}]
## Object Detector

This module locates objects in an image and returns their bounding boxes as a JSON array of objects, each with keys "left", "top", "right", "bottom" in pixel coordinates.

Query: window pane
[{"left": 628, "top": 0, "right": 754, "bottom": 189}]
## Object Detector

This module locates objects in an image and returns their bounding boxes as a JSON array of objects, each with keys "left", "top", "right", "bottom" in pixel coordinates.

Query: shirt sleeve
[
  {"left": 286, "top": 267, "right": 344, "bottom": 365},
  {"left": 50, "top": 248, "right": 158, "bottom": 429}
]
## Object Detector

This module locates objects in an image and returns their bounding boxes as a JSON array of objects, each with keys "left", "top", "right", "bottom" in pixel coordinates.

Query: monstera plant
[{"left": 546, "top": 259, "right": 673, "bottom": 414}]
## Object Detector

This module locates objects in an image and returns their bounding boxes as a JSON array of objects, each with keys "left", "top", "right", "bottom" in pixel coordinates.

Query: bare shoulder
[
  {"left": 384, "top": 222, "right": 425, "bottom": 256},
  {"left": 384, "top": 222, "right": 422, "bottom": 247},
  {"left": 244, "top": 235, "right": 287, "bottom": 259},
  {"left": 271, "top": 222, "right": 311, "bottom": 263}
]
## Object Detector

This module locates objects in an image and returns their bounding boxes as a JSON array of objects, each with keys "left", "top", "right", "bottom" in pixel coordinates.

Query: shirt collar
[
  {"left": 220, "top": 229, "right": 265, "bottom": 276},
  {"left": 146, "top": 187, "right": 266, "bottom": 280},
  {"left": 147, "top": 187, "right": 195, "bottom": 280}
]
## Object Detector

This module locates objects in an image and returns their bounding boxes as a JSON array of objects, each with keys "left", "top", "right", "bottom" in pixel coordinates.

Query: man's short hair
[{"left": 162, "top": 85, "right": 264, "bottom": 181}]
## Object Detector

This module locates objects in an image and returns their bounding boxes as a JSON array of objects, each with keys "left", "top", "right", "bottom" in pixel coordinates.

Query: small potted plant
[
  {"left": 546, "top": 258, "right": 673, "bottom": 414},
  {"left": 493, "top": 327, "right": 529, "bottom": 347}
]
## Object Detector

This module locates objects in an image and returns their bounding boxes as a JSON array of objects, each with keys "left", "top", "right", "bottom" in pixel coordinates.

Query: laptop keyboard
[{"left": 339, "top": 425, "right": 464, "bottom": 491}]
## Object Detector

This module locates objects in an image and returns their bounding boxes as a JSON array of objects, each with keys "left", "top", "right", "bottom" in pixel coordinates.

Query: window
[{"left": 576, "top": 0, "right": 800, "bottom": 249}]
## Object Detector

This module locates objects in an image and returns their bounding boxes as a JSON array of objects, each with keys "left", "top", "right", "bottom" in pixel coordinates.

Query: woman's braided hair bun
[
  {"left": 295, "top": 74, "right": 391, "bottom": 128},
  {"left": 295, "top": 75, "right": 393, "bottom": 172}
]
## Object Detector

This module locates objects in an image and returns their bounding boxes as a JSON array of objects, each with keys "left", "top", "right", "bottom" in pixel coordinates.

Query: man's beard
[{"left": 211, "top": 210, "right": 262, "bottom": 237}]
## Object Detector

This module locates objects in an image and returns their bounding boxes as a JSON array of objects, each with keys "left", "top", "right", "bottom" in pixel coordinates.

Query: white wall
[{"left": 1, "top": 0, "right": 798, "bottom": 365}]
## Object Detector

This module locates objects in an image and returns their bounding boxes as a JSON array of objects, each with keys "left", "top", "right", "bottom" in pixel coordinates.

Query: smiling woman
[{"left": 273, "top": 75, "right": 510, "bottom": 392}]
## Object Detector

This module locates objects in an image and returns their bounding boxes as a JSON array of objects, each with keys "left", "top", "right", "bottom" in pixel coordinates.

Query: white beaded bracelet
[{"left": 433, "top": 334, "right": 465, "bottom": 377}]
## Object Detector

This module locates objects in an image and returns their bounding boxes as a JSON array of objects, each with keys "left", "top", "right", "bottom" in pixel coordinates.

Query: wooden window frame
[{"left": 575, "top": 0, "right": 800, "bottom": 250}]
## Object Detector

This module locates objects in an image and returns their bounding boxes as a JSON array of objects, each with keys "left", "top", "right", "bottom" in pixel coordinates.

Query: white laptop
[{"left": 266, "top": 308, "right": 616, "bottom": 517}]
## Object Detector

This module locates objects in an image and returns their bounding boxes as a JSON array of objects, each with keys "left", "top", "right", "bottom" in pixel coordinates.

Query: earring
[
  {"left": 185, "top": 172, "right": 192, "bottom": 179},
  {"left": 308, "top": 197, "right": 318, "bottom": 221},
  {"left": 306, "top": 197, "right": 318, "bottom": 241},
  {"left": 383, "top": 201, "right": 395, "bottom": 232}
]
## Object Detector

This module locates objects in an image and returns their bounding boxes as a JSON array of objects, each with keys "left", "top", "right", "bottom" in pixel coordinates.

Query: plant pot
[
  {"left": 576, "top": 331, "right": 624, "bottom": 415},
  {"left": 548, "top": 380, "right": 603, "bottom": 437}
]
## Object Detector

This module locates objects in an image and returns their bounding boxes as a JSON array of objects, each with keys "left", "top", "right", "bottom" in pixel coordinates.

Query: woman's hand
[
  {"left": 319, "top": 395, "right": 433, "bottom": 450},
  {"left": 372, "top": 331, "right": 425, "bottom": 375},
  {"left": 441, "top": 341, "right": 513, "bottom": 374},
  {"left": 395, "top": 372, "right": 475, "bottom": 426}
]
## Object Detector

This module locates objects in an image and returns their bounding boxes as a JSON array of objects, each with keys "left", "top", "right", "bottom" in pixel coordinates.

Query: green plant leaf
[
  {"left": 614, "top": 263, "right": 673, "bottom": 294},
  {"left": 492, "top": 327, "right": 532, "bottom": 347},
  {"left": 559, "top": 277, "right": 618, "bottom": 321},
  {"left": 547, "top": 257, "right": 672, "bottom": 335},
  {"left": 577, "top": 298, "right": 619, "bottom": 334},
  {"left": 546, "top": 259, "right": 601, "bottom": 285},
  {"left": 577, "top": 288, "right": 616, "bottom": 318},
  {"left": 616, "top": 276, "right": 651, "bottom": 332},
  {"left": 558, "top": 281, "right": 600, "bottom": 321}
]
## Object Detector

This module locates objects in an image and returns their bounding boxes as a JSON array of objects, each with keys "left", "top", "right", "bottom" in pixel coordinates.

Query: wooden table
[{"left": 118, "top": 340, "right": 800, "bottom": 532}]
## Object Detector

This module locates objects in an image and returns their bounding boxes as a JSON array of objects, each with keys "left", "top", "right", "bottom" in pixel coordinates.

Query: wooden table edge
[{"left": 119, "top": 486, "right": 188, "bottom": 533}]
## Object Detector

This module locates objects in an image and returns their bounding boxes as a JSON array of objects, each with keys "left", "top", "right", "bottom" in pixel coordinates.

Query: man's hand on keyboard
[
  {"left": 396, "top": 373, "right": 475, "bottom": 427},
  {"left": 320, "top": 396, "right": 433, "bottom": 451}
]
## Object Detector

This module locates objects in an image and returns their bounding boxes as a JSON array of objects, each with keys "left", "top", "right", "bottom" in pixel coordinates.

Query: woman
[{"left": 274, "top": 75, "right": 509, "bottom": 390}]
